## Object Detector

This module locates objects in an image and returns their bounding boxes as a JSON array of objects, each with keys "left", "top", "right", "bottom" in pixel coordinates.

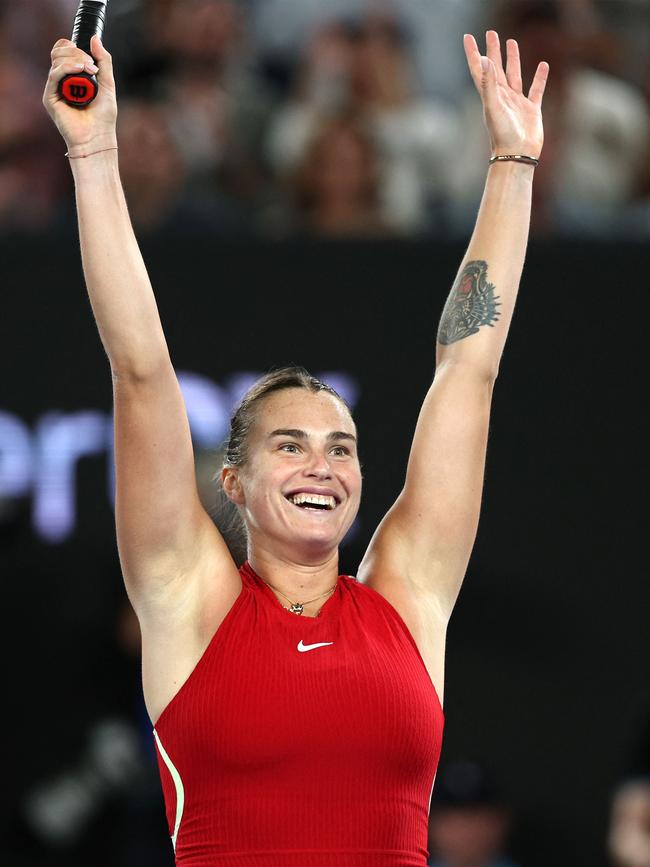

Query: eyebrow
[{"left": 268, "top": 428, "right": 357, "bottom": 444}]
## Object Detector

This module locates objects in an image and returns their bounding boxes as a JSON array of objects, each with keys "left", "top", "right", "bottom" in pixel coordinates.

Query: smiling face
[{"left": 222, "top": 388, "right": 362, "bottom": 562}]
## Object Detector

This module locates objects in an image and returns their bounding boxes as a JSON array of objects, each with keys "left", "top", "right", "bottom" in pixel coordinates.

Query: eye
[
  {"left": 280, "top": 443, "right": 300, "bottom": 454},
  {"left": 330, "top": 445, "right": 350, "bottom": 457}
]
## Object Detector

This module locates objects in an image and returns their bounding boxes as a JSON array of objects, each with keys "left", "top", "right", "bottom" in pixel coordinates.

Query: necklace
[{"left": 259, "top": 577, "right": 337, "bottom": 616}]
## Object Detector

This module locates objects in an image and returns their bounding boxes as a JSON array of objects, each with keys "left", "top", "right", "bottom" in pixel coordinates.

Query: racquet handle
[{"left": 58, "top": 1, "right": 109, "bottom": 109}]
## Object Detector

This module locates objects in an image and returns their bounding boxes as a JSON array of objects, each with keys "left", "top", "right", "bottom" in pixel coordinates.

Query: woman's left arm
[{"left": 358, "top": 32, "right": 549, "bottom": 621}]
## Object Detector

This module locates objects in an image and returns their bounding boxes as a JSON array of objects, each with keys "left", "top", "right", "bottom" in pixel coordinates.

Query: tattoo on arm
[{"left": 437, "top": 260, "right": 501, "bottom": 345}]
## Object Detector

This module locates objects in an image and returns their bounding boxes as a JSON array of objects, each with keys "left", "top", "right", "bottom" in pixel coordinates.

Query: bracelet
[
  {"left": 489, "top": 154, "right": 539, "bottom": 167},
  {"left": 65, "top": 146, "right": 119, "bottom": 159}
]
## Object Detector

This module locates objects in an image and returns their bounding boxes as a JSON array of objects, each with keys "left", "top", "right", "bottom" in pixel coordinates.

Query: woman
[
  {"left": 43, "top": 29, "right": 548, "bottom": 867},
  {"left": 290, "top": 111, "right": 388, "bottom": 236}
]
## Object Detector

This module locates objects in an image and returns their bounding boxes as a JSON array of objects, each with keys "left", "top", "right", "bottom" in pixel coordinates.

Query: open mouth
[{"left": 284, "top": 492, "right": 339, "bottom": 511}]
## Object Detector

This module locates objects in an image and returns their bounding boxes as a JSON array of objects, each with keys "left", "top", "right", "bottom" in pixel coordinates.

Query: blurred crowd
[{"left": 1, "top": 0, "right": 650, "bottom": 239}]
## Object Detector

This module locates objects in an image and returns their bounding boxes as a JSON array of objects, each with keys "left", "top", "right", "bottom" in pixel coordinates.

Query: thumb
[{"left": 90, "top": 34, "right": 115, "bottom": 86}]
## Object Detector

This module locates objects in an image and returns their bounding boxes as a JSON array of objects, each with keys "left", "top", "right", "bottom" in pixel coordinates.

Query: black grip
[
  {"left": 71, "top": 0, "right": 108, "bottom": 54},
  {"left": 59, "top": 0, "right": 109, "bottom": 108}
]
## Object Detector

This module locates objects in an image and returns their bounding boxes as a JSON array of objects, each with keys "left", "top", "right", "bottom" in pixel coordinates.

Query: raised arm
[
  {"left": 358, "top": 32, "right": 549, "bottom": 621},
  {"left": 42, "top": 37, "right": 239, "bottom": 619}
]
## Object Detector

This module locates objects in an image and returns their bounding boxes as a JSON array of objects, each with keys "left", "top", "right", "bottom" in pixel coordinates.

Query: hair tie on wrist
[
  {"left": 65, "top": 146, "right": 118, "bottom": 159},
  {"left": 489, "top": 154, "right": 539, "bottom": 167}
]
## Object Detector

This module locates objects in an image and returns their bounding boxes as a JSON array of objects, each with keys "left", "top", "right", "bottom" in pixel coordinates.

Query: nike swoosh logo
[{"left": 297, "top": 640, "right": 334, "bottom": 653}]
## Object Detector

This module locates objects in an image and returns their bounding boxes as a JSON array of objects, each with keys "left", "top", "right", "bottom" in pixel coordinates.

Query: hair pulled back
[
  {"left": 223, "top": 365, "right": 350, "bottom": 469},
  {"left": 213, "top": 366, "right": 351, "bottom": 563}
]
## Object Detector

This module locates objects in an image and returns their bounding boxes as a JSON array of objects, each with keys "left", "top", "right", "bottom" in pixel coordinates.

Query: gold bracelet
[
  {"left": 65, "top": 146, "right": 119, "bottom": 159},
  {"left": 489, "top": 154, "right": 539, "bottom": 167}
]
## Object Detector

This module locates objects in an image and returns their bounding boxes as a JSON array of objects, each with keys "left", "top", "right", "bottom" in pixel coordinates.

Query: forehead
[{"left": 254, "top": 388, "right": 355, "bottom": 435}]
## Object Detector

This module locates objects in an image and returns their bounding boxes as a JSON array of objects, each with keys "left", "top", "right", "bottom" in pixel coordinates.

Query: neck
[{"left": 248, "top": 546, "right": 341, "bottom": 603}]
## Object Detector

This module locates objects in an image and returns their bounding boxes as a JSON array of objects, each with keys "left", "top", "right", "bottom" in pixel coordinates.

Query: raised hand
[
  {"left": 42, "top": 34, "right": 117, "bottom": 155},
  {"left": 463, "top": 31, "right": 549, "bottom": 159}
]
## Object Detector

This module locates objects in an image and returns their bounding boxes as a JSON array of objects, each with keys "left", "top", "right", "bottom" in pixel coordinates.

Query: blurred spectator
[
  {"left": 138, "top": 0, "right": 276, "bottom": 206},
  {"left": 59, "top": 97, "right": 250, "bottom": 237},
  {"left": 267, "top": 11, "right": 458, "bottom": 234},
  {"left": 279, "top": 112, "right": 388, "bottom": 238},
  {"left": 2, "top": 0, "right": 649, "bottom": 239},
  {"left": 444, "top": 0, "right": 650, "bottom": 238},
  {"left": 561, "top": 0, "right": 628, "bottom": 82},
  {"left": 118, "top": 99, "right": 188, "bottom": 231},
  {"left": 250, "top": 0, "right": 488, "bottom": 106},
  {"left": 608, "top": 779, "right": 650, "bottom": 867},
  {"left": 428, "top": 758, "right": 520, "bottom": 867},
  {"left": 576, "top": 0, "right": 650, "bottom": 90},
  {"left": 617, "top": 48, "right": 650, "bottom": 235},
  {"left": 0, "top": 47, "right": 68, "bottom": 233},
  {"left": 266, "top": 22, "right": 360, "bottom": 170},
  {"left": 150, "top": 0, "right": 242, "bottom": 176},
  {"left": 2, "top": 0, "right": 70, "bottom": 67}
]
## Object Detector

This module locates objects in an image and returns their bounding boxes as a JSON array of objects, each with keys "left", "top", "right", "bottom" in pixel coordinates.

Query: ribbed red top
[{"left": 153, "top": 560, "right": 444, "bottom": 866}]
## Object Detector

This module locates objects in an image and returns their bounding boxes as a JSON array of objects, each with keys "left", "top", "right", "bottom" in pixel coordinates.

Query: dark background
[{"left": 2, "top": 237, "right": 647, "bottom": 864}]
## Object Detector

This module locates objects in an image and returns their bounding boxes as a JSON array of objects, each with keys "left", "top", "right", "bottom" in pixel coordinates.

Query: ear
[{"left": 221, "top": 466, "right": 245, "bottom": 505}]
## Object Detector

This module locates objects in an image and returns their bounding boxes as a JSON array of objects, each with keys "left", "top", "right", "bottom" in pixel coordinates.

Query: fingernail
[{"left": 87, "top": 63, "right": 99, "bottom": 73}]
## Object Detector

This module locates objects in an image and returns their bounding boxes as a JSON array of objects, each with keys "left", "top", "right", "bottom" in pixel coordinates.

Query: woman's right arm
[{"left": 43, "top": 37, "right": 240, "bottom": 614}]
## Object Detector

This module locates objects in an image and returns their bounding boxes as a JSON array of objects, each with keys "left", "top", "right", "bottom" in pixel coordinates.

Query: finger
[
  {"left": 51, "top": 38, "right": 74, "bottom": 56},
  {"left": 51, "top": 54, "right": 99, "bottom": 75},
  {"left": 505, "top": 38, "right": 523, "bottom": 92},
  {"left": 51, "top": 46, "right": 97, "bottom": 69},
  {"left": 52, "top": 60, "right": 99, "bottom": 77},
  {"left": 528, "top": 60, "right": 550, "bottom": 105},
  {"left": 486, "top": 30, "right": 507, "bottom": 86},
  {"left": 44, "top": 60, "right": 89, "bottom": 100},
  {"left": 463, "top": 33, "right": 484, "bottom": 93},
  {"left": 481, "top": 55, "right": 499, "bottom": 107}
]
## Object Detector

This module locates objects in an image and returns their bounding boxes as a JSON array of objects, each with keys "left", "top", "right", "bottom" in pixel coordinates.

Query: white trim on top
[{"left": 153, "top": 728, "right": 186, "bottom": 851}]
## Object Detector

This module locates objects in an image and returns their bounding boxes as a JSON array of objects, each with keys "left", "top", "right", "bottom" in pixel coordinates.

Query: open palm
[{"left": 464, "top": 31, "right": 549, "bottom": 159}]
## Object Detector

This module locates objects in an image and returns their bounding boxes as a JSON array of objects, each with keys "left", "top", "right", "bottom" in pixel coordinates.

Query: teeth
[{"left": 289, "top": 493, "right": 336, "bottom": 509}]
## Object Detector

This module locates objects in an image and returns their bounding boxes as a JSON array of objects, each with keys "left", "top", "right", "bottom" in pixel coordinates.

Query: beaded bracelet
[
  {"left": 65, "top": 146, "right": 119, "bottom": 159},
  {"left": 489, "top": 154, "right": 539, "bottom": 167}
]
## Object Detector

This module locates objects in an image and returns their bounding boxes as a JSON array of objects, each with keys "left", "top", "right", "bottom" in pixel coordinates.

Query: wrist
[
  {"left": 485, "top": 158, "right": 536, "bottom": 190},
  {"left": 69, "top": 146, "right": 120, "bottom": 185},
  {"left": 65, "top": 133, "right": 118, "bottom": 159}
]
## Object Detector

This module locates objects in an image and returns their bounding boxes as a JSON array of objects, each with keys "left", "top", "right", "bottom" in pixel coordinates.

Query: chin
[{"left": 288, "top": 524, "right": 347, "bottom": 554}]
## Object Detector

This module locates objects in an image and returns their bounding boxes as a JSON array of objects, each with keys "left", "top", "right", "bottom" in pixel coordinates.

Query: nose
[{"left": 303, "top": 450, "right": 333, "bottom": 479}]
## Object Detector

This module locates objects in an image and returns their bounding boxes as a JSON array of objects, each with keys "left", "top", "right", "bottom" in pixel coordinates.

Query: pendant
[{"left": 288, "top": 602, "right": 304, "bottom": 615}]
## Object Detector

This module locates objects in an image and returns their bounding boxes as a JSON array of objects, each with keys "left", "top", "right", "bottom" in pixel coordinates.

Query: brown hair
[
  {"left": 292, "top": 113, "right": 381, "bottom": 221},
  {"left": 222, "top": 365, "right": 351, "bottom": 468},
  {"left": 213, "top": 365, "right": 353, "bottom": 563}
]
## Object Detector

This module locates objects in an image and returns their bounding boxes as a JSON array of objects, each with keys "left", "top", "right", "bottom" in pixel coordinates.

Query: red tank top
[{"left": 153, "top": 560, "right": 444, "bottom": 866}]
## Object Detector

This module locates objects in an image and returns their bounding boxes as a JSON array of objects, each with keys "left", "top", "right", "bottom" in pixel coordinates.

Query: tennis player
[{"left": 43, "top": 29, "right": 548, "bottom": 867}]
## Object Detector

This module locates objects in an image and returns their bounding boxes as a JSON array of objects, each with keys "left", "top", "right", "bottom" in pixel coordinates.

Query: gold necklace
[{"left": 260, "top": 577, "right": 337, "bottom": 616}]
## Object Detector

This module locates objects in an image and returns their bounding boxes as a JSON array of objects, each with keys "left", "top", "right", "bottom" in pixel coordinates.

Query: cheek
[
  {"left": 241, "top": 460, "right": 285, "bottom": 506},
  {"left": 347, "top": 464, "right": 363, "bottom": 495}
]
